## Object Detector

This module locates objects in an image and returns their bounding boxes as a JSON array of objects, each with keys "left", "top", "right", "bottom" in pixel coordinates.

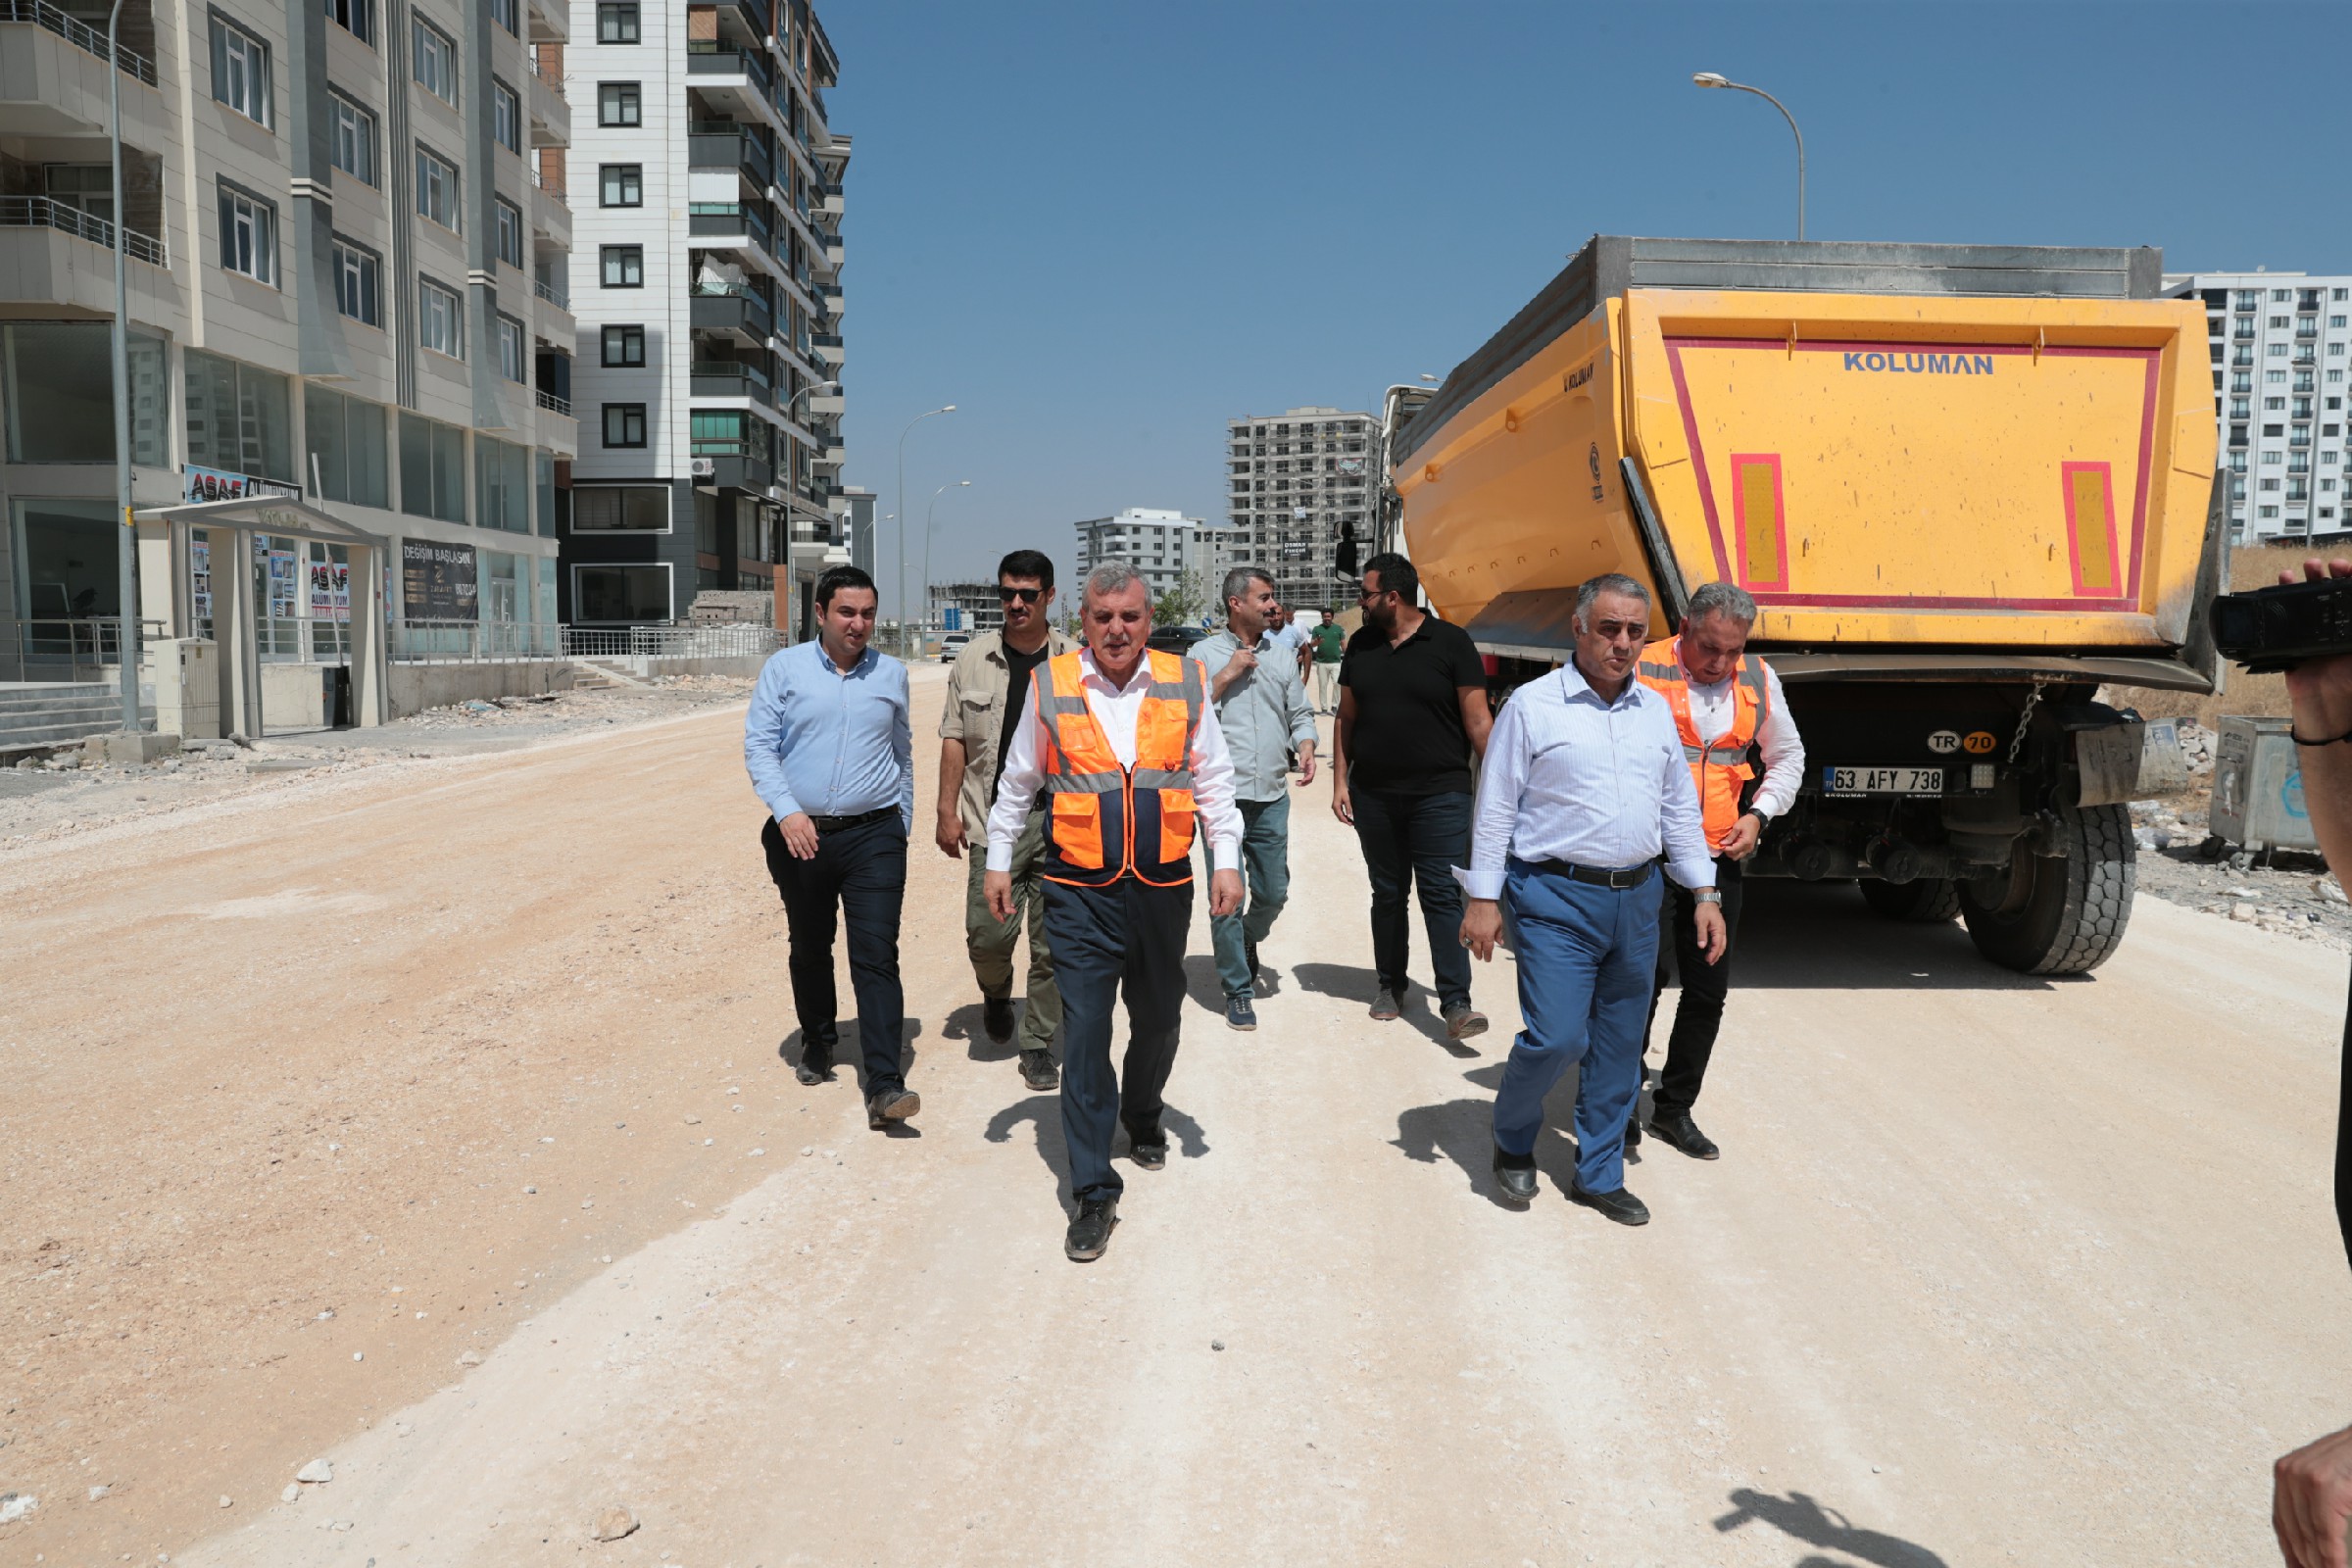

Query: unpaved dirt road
[{"left": 4, "top": 664, "right": 2345, "bottom": 1568}]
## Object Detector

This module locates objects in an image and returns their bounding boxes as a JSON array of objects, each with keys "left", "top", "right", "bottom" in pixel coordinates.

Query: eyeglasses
[
  {"left": 1356, "top": 585, "right": 1392, "bottom": 603},
  {"left": 997, "top": 585, "right": 1044, "bottom": 603}
]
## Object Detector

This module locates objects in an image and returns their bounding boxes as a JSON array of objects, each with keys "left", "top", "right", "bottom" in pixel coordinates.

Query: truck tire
[
  {"left": 1859, "top": 877, "right": 1961, "bottom": 923},
  {"left": 1957, "top": 802, "right": 2136, "bottom": 975}
]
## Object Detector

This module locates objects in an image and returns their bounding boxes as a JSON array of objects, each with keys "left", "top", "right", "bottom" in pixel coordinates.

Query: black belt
[
  {"left": 1527, "top": 858, "right": 1656, "bottom": 889},
  {"left": 808, "top": 807, "right": 897, "bottom": 832}
]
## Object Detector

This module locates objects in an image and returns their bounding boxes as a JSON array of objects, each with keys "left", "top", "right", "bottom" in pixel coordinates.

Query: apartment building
[
  {"left": 2164, "top": 270, "right": 2352, "bottom": 545},
  {"left": 1224, "top": 405, "right": 1376, "bottom": 610},
  {"left": 1072, "top": 508, "right": 1236, "bottom": 613},
  {"left": 0, "top": 0, "right": 578, "bottom": 680},
  {"left": 926, "top": 579, "right": 999, "bottom": 634},
  {"left": 559, "top": 0, "right": 847, "bottom": 635}
]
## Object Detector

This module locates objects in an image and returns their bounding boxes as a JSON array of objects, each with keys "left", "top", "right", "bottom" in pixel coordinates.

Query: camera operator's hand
[{"left": 2283, "top": 559, "right": 2352, "bottom": 743}]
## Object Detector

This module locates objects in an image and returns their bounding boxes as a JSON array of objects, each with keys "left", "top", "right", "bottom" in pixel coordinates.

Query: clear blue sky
[{"left": 826, "top": 0, "right": 2350, "bottom": 612}]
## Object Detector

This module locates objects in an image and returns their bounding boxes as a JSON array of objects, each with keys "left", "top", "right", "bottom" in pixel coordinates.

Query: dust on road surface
[{"left": 3, "top": 664, "right": 2343, "bottom": 1567}]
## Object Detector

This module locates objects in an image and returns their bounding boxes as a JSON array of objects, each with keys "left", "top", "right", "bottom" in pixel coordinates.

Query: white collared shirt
[
  {"left": 1672, "top": 643, "right": 1806, "bottom": 820},
  {"left": 1458, "top": 661, "right": 1715, "bottom": 901},
  {"left": 987, "top": 648, "right": 1244, "bottom": 872}
]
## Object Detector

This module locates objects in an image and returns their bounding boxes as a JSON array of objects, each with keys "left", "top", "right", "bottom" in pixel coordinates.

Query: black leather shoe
[
  {"left": 1017, "top": 1048, "right": 1058, "bottom": 1091},
  {"left": 1065, "top": 1196, "right": 1118, "bottom": 1260},
  {"left": 1130, "top": 1135, "right": 1167, "bottom": 1171},
  {"left": 983, "top": 996, "right": 1016, "bottom": 1044},
  {"left": 865, "top": 1087, "right": 920, "bottom": 1130},
  {"left": 1569, "top": 1183, "right": 1651, "bottom": 1226},
  {"left": 1623, "top": 1117, "right": 1643, "bottom": 1149},
  {"left": 1648, "top": 1111, "right": 1719, "bottom": 1160},
  {"left": 796, "top": 1048, "right": 833, "bottom": 1087},
  {"left": 1494, "top": 1147, "right": 1539, "bottom": 1206}
]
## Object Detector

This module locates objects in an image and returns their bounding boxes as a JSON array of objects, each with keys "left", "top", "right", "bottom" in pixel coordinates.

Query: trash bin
[{"left": 2208, "top": 715, "right": 2318, "bottom": 853}]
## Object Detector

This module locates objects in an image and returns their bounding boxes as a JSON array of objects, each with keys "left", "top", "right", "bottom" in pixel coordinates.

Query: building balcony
[
  {"left": 526, "top": 0, "right": 566, "bottom": 44},
  {"left": 807, "top": 392, "right": 844, "bottom": 417},
  {"left": 0, "top": 0, "right": 161, "bottom": 140},
  {"left": 688, "top": 43, "right": 772, "bottom": 93},
  {"left": 692, "top": 447, "right": 773, "bottom": 494},
  {"left": 689, "top": 123, "right": 773, "bottom": 190},
  {"left": 714, "top": 0, "right": 770, "bottom": 47},
  {"left": 818, "top": 180, "right": 844, "bottom": 219},
  {"left": 527, "top": 64, "right": 568, "bottom": 149},
  {"left": 691, "top": 285, "right": 772, "bottom": 346},
  {"left": 691, "top": 359, "right": 774, "bottom": 407},
  {"left": 528, "top": 171, "right": 569, "bottom": 252},
  {"left": 810, "top": 332, "right": 843, "bottom": 367}
]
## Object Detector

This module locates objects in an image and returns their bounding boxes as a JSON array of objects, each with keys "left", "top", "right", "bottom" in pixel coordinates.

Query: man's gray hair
[
  {"left": 1083, "top": 560, "right": 1147, "bottom": 605},
  {"left": 1572, "top": 571, "right": 1651, "bottom": 632},
  {"left": 1686, "top": 580, "right": 1758, "bottom": 629},
  {"left": 1221, "top": 564, "right": 1272, "bottom": 608}
]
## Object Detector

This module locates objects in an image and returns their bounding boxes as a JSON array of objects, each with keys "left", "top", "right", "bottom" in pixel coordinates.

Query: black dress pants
[
  {"left": 1645, "top": 856, "right": 1744, "bottom": 1118},
  {"left": 760, "top": 813, "right": 907, "bottom": 1096},
  {"left": 1043, "top": 875, "right": 1192, "bottom": 1202}
]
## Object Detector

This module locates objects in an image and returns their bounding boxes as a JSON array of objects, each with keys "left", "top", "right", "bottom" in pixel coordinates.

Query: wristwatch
[
  {"left": 1693, "top": 888, "right": 1723, "bottom": 906},
  {"left": 1743, "top": 807, "right": 1772, "bottom": 828}
]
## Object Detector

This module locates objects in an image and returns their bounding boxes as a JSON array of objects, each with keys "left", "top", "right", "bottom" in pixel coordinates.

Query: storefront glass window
[
  {"left": 4, "top": 323, "right": 167, "bottom": 466},
  {"left": 305, "top": 386, "right": 389, "bottom": 509},
  {"left": 397, "top": 412, "right": 466, "bottom": 522},
  {"left": 184, "top": 349, "right": 293, "bottom": 480},
  {"left": 475, "top": 435, "right": 528, "bottom": 532}
]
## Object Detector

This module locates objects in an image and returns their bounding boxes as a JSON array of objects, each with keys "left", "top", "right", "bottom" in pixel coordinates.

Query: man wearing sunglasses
[{"left": 936, "top": 550, "right": 1076, "bottom": 1091}]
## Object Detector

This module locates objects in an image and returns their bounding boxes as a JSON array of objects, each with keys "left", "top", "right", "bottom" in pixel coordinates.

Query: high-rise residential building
[
  {"left": 1073, "top": 507, "right": 1237, "bottom": 614},
  {"left": 1224, "top": 405, "right": 1377, "bottom": 610},
  {"left": 2163, "top": 271, "right": 2352, "bottom": 545},
  {"left": 560, "top": 0, "right": 846, "bottom": 629},
  {"left": 838, "top": 483, "right": 875, "bottom": 577},
  {"left": 0, "top": 0, "right": 578, "bottom": 681},
  {"left": 927, "top": 579, "right": 1000, "bottom": 634}
]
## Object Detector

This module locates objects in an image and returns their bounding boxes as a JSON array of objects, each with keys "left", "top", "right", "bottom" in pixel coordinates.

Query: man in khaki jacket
[{"left": 935, "top": 549, "right": 1075, "bottom": 1090}]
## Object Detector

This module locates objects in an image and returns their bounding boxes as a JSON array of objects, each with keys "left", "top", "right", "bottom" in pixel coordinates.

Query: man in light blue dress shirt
[
  {"left": 1459, "top": 573, "right": 1726, "bottom": 1225},
  {"left": 744, "top": 564, "right": 920, "bottom": 1132}
]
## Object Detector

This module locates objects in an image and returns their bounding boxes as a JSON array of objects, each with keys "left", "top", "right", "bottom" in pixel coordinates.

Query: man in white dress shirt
[
  {"left": 1631, "top": 581, "right": 1806, "bottom": 1161},
  {"left": 988, "top": 562, "right": 1245, "bottom": 1261},
  {"left": 1459, "top": 573, "right": 1726, "bottom": 1225}
]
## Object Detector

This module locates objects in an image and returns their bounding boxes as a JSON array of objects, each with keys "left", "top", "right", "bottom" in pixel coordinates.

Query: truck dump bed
[{"left": 1394, "top": 238, "right": 2224, "bottom": 689}]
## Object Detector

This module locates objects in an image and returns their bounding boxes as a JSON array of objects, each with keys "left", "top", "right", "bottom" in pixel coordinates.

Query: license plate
[{"left": 1824, "top": 765, "right": 1943, "bottom": 796}]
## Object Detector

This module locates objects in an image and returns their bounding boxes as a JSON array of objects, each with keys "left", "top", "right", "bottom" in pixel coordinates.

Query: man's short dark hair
[
  {"left": 1360, "top": 552, "right": 1418, "bottom": 602},
  {"left": 814, "top": 564, "right": 875, "bottom": 611},
  {"left": 999, "top": 549, "right": 1054, "bottom": 590}
]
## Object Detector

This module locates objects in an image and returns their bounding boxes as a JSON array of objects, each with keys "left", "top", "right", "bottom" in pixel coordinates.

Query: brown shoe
[
  {"left": 1369, "top": 988, "right": 1403, "bottom": 1021},
  {"left": 865, "top": 1087, "right": 920, "bottom": 1130},
  {"left": 1444, "top": 1002, "right": 1489, "bottom": 1040}
]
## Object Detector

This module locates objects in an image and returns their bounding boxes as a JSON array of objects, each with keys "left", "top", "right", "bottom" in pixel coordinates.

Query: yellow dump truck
[{"left": 1393, "top": 237, "right": 2226, "bottom": 974}]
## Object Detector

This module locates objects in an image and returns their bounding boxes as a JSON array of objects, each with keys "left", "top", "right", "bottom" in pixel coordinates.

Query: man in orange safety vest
[{"left": 1632, "top": 581, "right": 1806, "bottom": 1162}]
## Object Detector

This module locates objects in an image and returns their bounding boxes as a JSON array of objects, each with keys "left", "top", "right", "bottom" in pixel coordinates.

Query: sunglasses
[{"left": 998, "top": 585, "right": 1045, "bottom": 603}]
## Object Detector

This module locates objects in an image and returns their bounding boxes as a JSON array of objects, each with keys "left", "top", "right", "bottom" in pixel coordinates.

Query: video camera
[{"left": 2209, "top": 577, "right": 2352, "bottom": 672}]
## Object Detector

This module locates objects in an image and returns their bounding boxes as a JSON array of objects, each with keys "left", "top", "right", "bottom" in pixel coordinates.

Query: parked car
[
  {"left": 936, "top": 631, "right": 972, "bottom": 663},
  {"left": 1146, "top": 625, "right": 1209, "bottom": 657}
]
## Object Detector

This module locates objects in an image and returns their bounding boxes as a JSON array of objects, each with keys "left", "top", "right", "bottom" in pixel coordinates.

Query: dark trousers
[
  {"left": 1043, "top": 875, "right": 1193, "bottom": 1203},
  {"left": 1351, "top": 788, "right": 1474, "bottom": 1008},
  {"left": 1645, "top": 856, "right": 1745, "bottom": 1118},
  {"left": 760, "top": 813, "right": 908, "bottom": 1096}
]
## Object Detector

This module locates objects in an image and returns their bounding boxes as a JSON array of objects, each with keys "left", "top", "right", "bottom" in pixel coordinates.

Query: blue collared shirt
[
  {"left": 1193, "top": 628, "right": 1318, "bottom": 803},
  {"left": 742, "top": 639, "right": 914, "bottom": 832},
  {"left": 1460, "top": 660, "right": 1714, "bottom": 901}
]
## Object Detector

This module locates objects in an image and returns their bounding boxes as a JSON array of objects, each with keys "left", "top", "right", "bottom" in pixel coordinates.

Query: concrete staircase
[
  {"left": 566, "top": 660, "right": 650, "bottom": 692},
  {"left": 0, "top": 684, "right": 153, "bottom": 751}
]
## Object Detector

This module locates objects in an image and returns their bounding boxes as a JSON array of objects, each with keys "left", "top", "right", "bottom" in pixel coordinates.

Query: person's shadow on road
[
  {"left": 986, "top": 1098, "right": 1209, "bottom": 1213},
  {"left": 939, "top": 1001, "right": 1022, "bottom": 1063},
  {"left": 1715, "top": 1488, "right": 1948, "bottom": 1568},
  {"left": 1293, "top": 962, "right": 1481, "bottom": 1056}
]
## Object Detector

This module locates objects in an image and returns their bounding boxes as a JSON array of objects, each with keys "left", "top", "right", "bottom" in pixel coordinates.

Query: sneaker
[
  {"left": 1017, "top": 1048, "right": 1059, "bottom": 1091},
  {"left": 1065, "top": 1196, "right": 1118, "bottom": 1261},
  {"left": 1225, "top": 994, "right": 1258, "bottom": 1031},
  {"left": 982, "top": 996, "right": 1016, "bottom": 1044},
  {"left": 1444, "top": 1002, "right": 1489, "bottom": 1040},
  {"left": 1369, "top": 988, "right": 1404, "bottom": 1021}
]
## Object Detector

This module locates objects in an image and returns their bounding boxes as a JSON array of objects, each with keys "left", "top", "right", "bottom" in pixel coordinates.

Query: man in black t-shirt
[{"left": 1331, "top": 552, "right": 1492, "bottom": 1039}]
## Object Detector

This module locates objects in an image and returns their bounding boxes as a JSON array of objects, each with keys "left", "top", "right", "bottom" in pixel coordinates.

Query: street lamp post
[
  {"left": 107, "top": 0, "right": 136, "bottom": 734},
  {"left": 919, "top": 479, "right": 970, "bottom": 650},
  {"left": 1692, "top": 72, "right": 1805, "bottom": 240},
  {"left": 894, "top": 405, "right": 956, "bottom": 657}
]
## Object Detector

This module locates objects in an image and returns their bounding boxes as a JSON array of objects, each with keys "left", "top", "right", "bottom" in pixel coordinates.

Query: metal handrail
[
  {"left": 533, "top": 275, "right": 569, "bottom": 309},
  {"left": 562, "top": 623, "right": 780, "bottom": 658},
  {"left": 536, "top": 388, "right": 571, "bottom": 415},
  {"left": 0, "top": 195, "right": 167, "bottom": 267},
  {"left": 392, "top": 618, "right": 565, "bottom": 662},
  {"left": 0, "top": 0, "right": 156, "bottom": 83}
]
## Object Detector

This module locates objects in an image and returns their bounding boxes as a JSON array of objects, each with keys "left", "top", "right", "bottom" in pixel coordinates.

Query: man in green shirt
[{"left": 1309, "top": 610, "right": 1347, "bottom": 713}]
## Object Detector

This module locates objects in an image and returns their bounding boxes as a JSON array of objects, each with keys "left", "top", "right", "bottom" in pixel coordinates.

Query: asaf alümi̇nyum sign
[{"left": 1841, "top": 350, "right": 1998, "bottom": 375}]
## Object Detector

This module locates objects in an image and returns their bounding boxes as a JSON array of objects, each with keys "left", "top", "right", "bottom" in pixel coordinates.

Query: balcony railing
[
  {"left": 691, "top": 359, "right": 773, "bottom": 405},
  {"left": 532, "top": 274, "right": 569, "bottom": 310},
  {"left": 687, "top": 42, "right": 771, "bottom": 93},
  {"left": 531, "top": 41, "right": 563, "bottom": 86},
  {"left": 532, "top": 160, "right": 566, "bottom": 196},
  {"left": 536, "top": 388, "right": 571, "bottom": 416},
  {"left": 0, "top": 0, "right": 155, "bottom": 84},
  {"left": 0, "top": 196, "right": 167, "bottom": 266},
  {"left": 563, "top": 623, "right": 781, "bottom": 659}
]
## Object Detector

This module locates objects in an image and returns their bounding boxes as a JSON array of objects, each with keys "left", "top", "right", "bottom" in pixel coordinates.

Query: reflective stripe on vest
[
  {"left": 1636, "top": 637, "right": 1769, "bottom": 854},
  {"left": 1032, "top": 648, "right": 1204, "bottom": 886}
]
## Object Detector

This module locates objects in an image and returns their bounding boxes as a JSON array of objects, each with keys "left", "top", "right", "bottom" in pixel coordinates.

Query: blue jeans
[
  {"left": 1204, "top": 794, "right": 1291, "bottom": 997},
  {"left": 1350, "top": 788, "right": 1474, "bottom": 1008},
  {"left": 1491, "top": 858, "right": 1663, "bottom": 1194}
]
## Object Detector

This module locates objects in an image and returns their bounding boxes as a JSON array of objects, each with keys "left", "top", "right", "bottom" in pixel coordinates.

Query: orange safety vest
[
  {"left": 1637, "top": 637, "right": 1770, "bottom": 855},
  {"left": 1030, "top": 649, "right": 1205, "bottom": 888}
]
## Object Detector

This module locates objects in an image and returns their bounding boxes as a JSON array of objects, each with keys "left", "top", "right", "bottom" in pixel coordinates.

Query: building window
[
  {"left": 398, "top": 412, "right": 466, "bottom": 522},
  {"left": 491, "top": 0, "right": 517, "bottom": 34},
  {"left": 496, "top": 315, "right": 526, "bottom": 383},
  {"left": 305, "top": 384, "right": 389, "bottom": 508},
  {"left": 413, "top": 19, "right": 457, "bottom": 104},
  {"left": 573, "top": 563, "right": 670, "bottom": 622},
  {"left": 603, "top": 404, "right": 647, "bottom": 447},
  {"left": 492, "top": 78, "right": 520, "bottom": 153},
  {"left": 322, "top": 0, "right": 371, "bottom": 43},
  {"left": 331, "top": 236, "right": 382, "bottom": 326},
  {"left": 570, "top": 485, "right": 667, "bottom": 530},
  {"left": 3, "top": 323, "right": 168, "bottom": 466},
  {"left": 216, "top": 182, "right": 276, "bottom": 284},
  {"left": 2270, "top": 344, "right": 2289, "bottom": 358},
  {"left": 415, "top": 144, "right": 460, "bottom": 230},
  {"left": 598, "top": 81, "right": 640, "bottom": 126},
  {"left": 596, "top": 0, "right": 637, "bottom": 40},
  {"left": 329, "top": 91, "right": 378, "bottom": 184},
  {"left": 417, "top": 277, "right": 464, "bottom": 359},
  {"left": 600, "top": 244, "right": 643, "bottom": 287},
  {"left": 599, "top": 163, "right": 642, "bottom": 207},
  {"left": 184, "top": 348, "right": 293, "bottom": 480},
  {"left": 601, "top": 323, "right": 644, "bottom": 367},
  {"left": 476, "top": 434, "right": 529, "bottom": 530},
  {"left": 209, "top": 16, "right": 272, "bottom": 126},
  {"left": 494, "top": 196, "right": 523, "bottom": 268}
]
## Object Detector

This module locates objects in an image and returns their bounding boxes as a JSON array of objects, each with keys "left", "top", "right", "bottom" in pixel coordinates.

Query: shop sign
[
  {"left": 310, "top": 560, "right": 350, "bottom": 622},
  {"left": 184, "top": 465, "right": 302, "bottom": 504},
  {"left": 401, "top": 540, "right": 477, "bottom": 622}
]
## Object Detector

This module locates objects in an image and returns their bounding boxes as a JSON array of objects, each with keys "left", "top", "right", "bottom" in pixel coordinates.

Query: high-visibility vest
[
  {"left": 1637, "top": 637, "right": 1770, "bottom": 855},
  {"left": 1031, "top": 648, "right": 1205, "bottom": 888}
]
